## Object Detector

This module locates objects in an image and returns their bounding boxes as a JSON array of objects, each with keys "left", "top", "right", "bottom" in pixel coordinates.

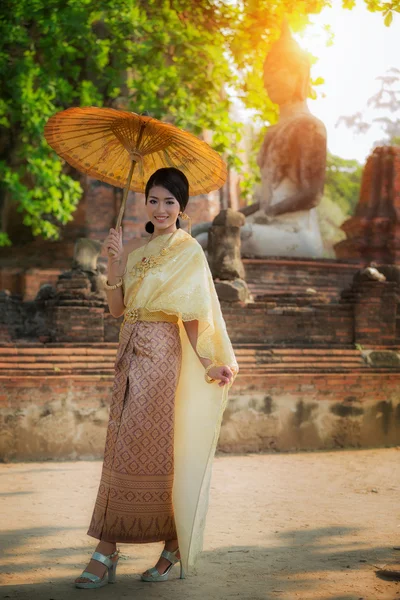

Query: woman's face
[{"left": 145, "top": 185, "right": 181, "bottom": 234}]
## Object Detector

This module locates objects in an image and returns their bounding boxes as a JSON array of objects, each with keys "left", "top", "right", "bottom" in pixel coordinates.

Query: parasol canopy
[{"left": 44, "top": 106, "right": 227, "bottom": 230}]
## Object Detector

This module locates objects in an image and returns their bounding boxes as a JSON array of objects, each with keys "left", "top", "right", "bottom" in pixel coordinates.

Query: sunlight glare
[{"left": 295, "top": 3, "right": 400, "bottom": 162}]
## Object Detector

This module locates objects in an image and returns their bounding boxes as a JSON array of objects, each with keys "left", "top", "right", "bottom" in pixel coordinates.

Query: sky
[{"left": 296, "top": 2, "right": 400, "bottom": 163}]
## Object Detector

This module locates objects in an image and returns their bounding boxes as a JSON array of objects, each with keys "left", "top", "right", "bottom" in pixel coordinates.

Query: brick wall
[
  {"left": 223, "top": 371, "right": 400, "bottom": 452},
  {"left": 243, "top": 258, "right": 360, "bottom": 301},
  {"left": 1, "top": 369, "right": 399, "bottom": 459},
  {"left": 222, "top": 302, "right": 353, "bottom": 346},
  {"left": 352, "top": 281, "right": 398, "bottom": 347}
]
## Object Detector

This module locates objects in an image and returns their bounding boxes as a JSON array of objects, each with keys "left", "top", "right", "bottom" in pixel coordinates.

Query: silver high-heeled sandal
[
  {"left": 141, "top": 547, "right": 185, "bottom": 582},
  {"left": 75, "top": 548, "right": 120, "bottom": 589}
]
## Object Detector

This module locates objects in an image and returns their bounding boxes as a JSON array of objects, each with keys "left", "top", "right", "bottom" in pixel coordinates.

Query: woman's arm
[
  {"left": 105, "top": 281, "right": 125, "bottom": 318},
  {"left": 103, "top": 227, "right": 127, "bottom": 318},
  {"left": 183, "top": 320, "right": 212, "bottom": 369},
  {"left": 105, "top": 229, "right": 151, "bottom": 318},
  {"left": 183, "top": 319, "right": 233, "bottom": 386},
  {"left": 105, "top": 255, "right": 126, "bottom": 317}
]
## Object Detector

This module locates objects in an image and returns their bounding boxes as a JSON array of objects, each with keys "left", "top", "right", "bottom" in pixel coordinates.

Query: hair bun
[{"left": 145, "top": 221, "right": 154, "bottom": 234}]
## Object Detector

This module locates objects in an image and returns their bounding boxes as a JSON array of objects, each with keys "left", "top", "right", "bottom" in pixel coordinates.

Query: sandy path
[{"left": 0, "top": 448, "right": 399, "bottom": 600}]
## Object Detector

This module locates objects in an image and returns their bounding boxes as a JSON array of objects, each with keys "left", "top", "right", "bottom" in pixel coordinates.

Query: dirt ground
[{"left": 0, "top": 448, "right": 399, "bottom": 600}]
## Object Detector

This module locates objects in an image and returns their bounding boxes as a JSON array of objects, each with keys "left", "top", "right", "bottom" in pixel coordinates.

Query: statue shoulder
[
  {"left": 258, "top": 113, "right": 327, "bottom": 169},
  {"left": 285, "top": 113, "right": 327, "bottom": 141},
  {"left": 284, "top": 114, "right": 327, "bottom": 170},
  {"left": 258, "top": 112, "right": 327, "bottom": 188}
]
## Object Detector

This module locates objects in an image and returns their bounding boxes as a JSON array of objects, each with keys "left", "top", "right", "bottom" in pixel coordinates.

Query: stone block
[
  {"left": 209, "top": 209, "right": 246, "bottom": 280},
  {"left": 215, "top": 279, "right": 250, "bottom": 303}
]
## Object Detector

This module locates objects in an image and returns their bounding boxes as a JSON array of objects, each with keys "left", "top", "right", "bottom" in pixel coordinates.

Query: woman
[{"left": 75, "top": 167, "right": 238, "bottom": 589}]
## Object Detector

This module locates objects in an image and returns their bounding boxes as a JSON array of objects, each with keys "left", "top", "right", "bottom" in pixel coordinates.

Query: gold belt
[{"left": 121, "top": 307, "right": 179, "bottom": 328}]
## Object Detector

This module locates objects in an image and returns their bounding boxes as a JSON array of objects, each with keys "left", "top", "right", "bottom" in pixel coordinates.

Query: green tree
[
  {"left": 0, "top": 0, "right": 237, "bottom": 246},
  {"left": 324, "top": 152, "right": 362, "bottom": 215},
  {"left": 338, "top": 67, "right": 400, "bottom": 148},
  {"left": 317, "top": 152, "right": 363, "bottom": 256},
  {"left": 0, "top": 0, "right": 398, "bottom": 246}
]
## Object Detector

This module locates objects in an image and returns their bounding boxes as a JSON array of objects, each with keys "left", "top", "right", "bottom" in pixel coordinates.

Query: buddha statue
[{"left": 239, "top": 22, "right": 327, "bottom": 257}]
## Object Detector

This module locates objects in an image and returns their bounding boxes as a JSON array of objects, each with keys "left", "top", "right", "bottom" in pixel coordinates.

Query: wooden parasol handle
[
  {"left": 116, "top": 159, "right": 137, "bottom": 229},
  {"left": 108, "top": 159, "right": 137, "bottom": 258}
]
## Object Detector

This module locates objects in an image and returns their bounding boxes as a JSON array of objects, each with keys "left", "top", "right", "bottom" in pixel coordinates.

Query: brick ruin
[
  {"left": 335, "top": 146, "right": 400, "bottom": 262},
  {"left": 1, "top": 151, "right": 400, "bottom": 459}
]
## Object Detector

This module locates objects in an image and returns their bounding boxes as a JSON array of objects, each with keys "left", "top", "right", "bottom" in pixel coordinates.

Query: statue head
[
  {"left": 263, "top": 21, "right": 310, "bottom": 105},
  {"left": 73, "top": 238, "right": 102, "bottom": 273}
]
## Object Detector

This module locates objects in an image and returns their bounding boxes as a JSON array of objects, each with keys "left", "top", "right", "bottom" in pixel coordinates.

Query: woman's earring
[{"left": 179, "top": 211, "right": 191, "bottom": 235}]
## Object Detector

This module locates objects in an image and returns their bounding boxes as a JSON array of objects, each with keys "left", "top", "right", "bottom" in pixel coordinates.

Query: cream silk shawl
[{"left": 122, "top": 228, "right": 238, "bottom": 574}]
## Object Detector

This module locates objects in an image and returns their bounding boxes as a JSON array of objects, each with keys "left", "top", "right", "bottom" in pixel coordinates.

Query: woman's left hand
[{"left": 207, "top": 365, "right": 234, "bottom": 387}]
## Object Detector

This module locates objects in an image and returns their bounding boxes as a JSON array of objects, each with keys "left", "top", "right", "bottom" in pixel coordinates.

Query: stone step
[
  {"left": 0, "top": 361, "right": 115, "bottom": 370},
  {"left": 0, "top": 369, "right": 114, "bottom": 378},
  {"left": 0, "top": 355, "right": 116, "bottom": 364},
  {"left": 248, "top": 284, "right": 340, "bottom": 292},
  {"left": 236, "top": 355, "right": 364, "bottom": 364},
  {"left": 0, "top": 347, "right": 364, "bottom": 362},
  {"left": 239, "top": 364, "right": 368, "bottom": 371},
  {"left": 0, "top": 346, "right": 118, "bottom": 355},
  {"left": 249, "top": 286, "right": 339, "bottom": 292},
  {"left": 234, "top": 348, "right": 364, "bottom": 357},
  {"left": 236, "top": 360, "right": 364, "bottom": 367},
  {"left": 0, "top": 345, "right": 397, "bottom": 376},
  {"left": 248, "top": 283, "right": 340, "bottom": 289},
  {"left": 0, "top": 344, "right": 367, "bottom": 355},
  {"left": 234, "top": 347, "right": 361, "bottom": 354},
  {"left": 0, "top": 364, "right": 390, "bottom": 377},
  {"left": 248, "top": 286, "right": 342, "bottom": 303}
]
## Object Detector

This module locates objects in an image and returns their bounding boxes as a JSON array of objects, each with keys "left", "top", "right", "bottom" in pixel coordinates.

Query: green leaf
[
  {"left": 384, "top": 11, "right": 393, "bottom": 26},
  {"left": 342, "top": 0, "right": 356, "bottom": 9},
  {"left": 0, "top": 232, "right": 12, "bottom": 247}
]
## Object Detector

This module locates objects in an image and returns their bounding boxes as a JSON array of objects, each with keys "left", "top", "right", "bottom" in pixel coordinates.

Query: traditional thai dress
[{"left": 87, "top": 228, "right": 238, "bottom": 575}]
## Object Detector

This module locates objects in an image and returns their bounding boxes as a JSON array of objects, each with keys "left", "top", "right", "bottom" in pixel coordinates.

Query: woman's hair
[{"left": 144, "top": 167, "right": 189, "bottom": 234}]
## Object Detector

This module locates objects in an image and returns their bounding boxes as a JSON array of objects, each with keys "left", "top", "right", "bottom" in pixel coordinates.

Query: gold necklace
[{"left": 131, "top": 229, "right": 179, "bottom": 280}]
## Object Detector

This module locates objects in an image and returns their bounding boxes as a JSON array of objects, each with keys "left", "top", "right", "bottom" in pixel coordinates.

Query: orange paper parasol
[{"left": 44, "top": 106, "right": 227, "bottom": 229}]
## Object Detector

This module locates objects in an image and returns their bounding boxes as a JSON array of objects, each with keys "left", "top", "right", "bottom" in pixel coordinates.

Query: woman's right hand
[{"left": 104, "top": 227, "right": 124, "bottom": 261}]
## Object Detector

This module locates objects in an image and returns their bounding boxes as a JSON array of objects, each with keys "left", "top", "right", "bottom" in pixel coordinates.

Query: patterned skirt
[{"left": 87, "top": 320, "right": 182, "bottom": 543}]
